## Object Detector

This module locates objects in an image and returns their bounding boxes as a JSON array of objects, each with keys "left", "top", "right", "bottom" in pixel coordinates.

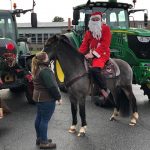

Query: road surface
[{"left": 0, "top": 84, "right": 150, "bottom": 150}]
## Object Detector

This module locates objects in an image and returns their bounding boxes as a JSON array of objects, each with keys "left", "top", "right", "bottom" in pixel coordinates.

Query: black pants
[{"left": 90, "top": 67, "right": 107, "bottom": 90}]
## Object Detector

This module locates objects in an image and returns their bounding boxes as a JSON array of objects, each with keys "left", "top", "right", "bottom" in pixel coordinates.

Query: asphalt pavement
[{"left": 0, "top": 85, "right": 150, "bottom": 150}]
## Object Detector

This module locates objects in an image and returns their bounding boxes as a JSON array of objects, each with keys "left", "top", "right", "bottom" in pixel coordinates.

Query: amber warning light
[{"left": 13, "top": 3, "right": 17, "bottom": 9}]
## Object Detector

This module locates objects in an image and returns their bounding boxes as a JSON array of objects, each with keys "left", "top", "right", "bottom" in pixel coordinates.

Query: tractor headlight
[{"left": 137, "top": 36, "right": 150, "bottom": 43}]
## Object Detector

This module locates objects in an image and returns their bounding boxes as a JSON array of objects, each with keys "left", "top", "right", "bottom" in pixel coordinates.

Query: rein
[
  {"left": 65, "top": 58, "right": 89, "bottom": 87},
  {"left": 65, "top": 72, "right": 88, "bottom": 87}
]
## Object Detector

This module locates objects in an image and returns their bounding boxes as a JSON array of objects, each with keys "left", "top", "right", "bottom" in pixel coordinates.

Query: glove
[
  {"left": 85, "top": 51, "right": 94, "bottom": 59},
  {"left": 0, "top": 107, "right": 3, "bottom": 119},
  {"left": 0, "top": 78, "right": 3, "bottom": 86},
  {"left": 25, "top": 74, "right": 33, "bottom": 82}
]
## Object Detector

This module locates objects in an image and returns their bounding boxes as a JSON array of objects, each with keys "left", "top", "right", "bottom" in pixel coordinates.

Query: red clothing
[{"left": 79, "top": 24, "right": 111, "bottom": 68}]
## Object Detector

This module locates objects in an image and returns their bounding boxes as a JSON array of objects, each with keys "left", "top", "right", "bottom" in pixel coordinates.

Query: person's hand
[
  {"left": 0, "top": 78, "right": 3, "bottom": 86},
  {"left": 25, "top": 74, "right": 33, "bottom": 82},
  {"left": 0, "top": 108, "right": 3, "bottom": 119},
  {"left": 56, "top": 99, "right": 63, "bottom": 105},
  {"left": 85, "top": 51, "right": 94, "bottom": 59}
]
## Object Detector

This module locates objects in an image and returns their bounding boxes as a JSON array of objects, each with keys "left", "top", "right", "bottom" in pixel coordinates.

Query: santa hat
[{"left": 90, "top": 12, "right": 103, "bottom": 20}]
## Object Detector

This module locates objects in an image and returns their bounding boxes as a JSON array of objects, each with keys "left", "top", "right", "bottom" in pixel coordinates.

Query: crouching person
[{"left": 31, "top": 52, "right": 61, "bottom": 149}]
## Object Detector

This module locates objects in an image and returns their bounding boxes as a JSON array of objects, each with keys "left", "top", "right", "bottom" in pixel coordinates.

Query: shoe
[
  {"left": 101, "top": 89, "right": 110, "bottom": 99},
  {"left": 39, "top": 142, "right": 56, "bottom": 149},
  {"left": 36, "top": 139, "right": 52, "bottom": 146}
]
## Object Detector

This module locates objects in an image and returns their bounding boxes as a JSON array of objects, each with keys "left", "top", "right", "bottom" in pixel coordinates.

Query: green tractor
[
  {"left": 55, "top": 0, "right": 150, "bottom": 99},
  {"left": 0, "top": 1, "right": 37, "bottom": 104}
]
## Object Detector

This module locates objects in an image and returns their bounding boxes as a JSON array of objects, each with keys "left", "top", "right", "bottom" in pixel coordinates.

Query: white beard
[{"left": 88, "top": 19, "right": 102, "bottom": 40}]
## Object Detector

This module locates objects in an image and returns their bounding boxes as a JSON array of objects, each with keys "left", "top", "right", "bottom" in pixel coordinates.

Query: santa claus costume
[{"left": 79, "top": 11, "right": 112, "bottom": 99}]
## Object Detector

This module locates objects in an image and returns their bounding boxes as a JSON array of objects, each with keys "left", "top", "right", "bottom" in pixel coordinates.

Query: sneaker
[
  {"left": 39, "top": 142, "right": 56, "bottom": 149},
  {"left": 36, "top": 139, "right": 52, "bottom": 146}
]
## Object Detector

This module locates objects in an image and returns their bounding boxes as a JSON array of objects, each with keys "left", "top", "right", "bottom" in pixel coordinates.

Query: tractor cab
[
  {"left": 72, "top": 0, "right": 148, "bottom": 42},
  {"left": 0, "top": 1, "right": 37, "bottom": 104},
  {"left": 57, "top": 0, "right": 150, "bottom": 99},
  {"left": 0, "top": 10, "right": 16, "bottom": 41}
]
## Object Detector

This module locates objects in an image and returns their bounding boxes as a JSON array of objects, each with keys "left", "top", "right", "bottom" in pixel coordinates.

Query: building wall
[
  {"left": 18, "top": 22, "right": 70, "bottom": 50},
  {"left": 18, "top": 21, "right": 150, "bottom": 50}
]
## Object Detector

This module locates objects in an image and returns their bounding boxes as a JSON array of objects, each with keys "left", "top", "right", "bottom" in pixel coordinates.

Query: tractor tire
[
  {"left": 141, "top": 84, "right": 150, "bottom": 100},
  {"left": 25, "top": 81, "right": 35, "bottom": 104},
  {"left": 54, "top": 60, "right": 67, "bottom": 92},
  {"left": 10, "top": 86, "right": 24, "bottom": 92}
]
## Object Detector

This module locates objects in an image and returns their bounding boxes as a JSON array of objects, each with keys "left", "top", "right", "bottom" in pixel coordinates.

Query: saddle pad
[{"left": 102, "top": 58, "right": 120, "bottom": 78}]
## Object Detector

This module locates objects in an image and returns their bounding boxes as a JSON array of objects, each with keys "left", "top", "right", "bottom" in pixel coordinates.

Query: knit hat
[{"left": 90, "top": 12, "right": 103, "bottom": 20}]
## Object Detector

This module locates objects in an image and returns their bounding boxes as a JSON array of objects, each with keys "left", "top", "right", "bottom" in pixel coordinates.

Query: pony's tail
[{"left": 116, "top": 87, "right": 130, "bottom": 117}]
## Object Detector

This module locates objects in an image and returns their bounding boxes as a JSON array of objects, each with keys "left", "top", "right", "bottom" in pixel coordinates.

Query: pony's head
[
  {"left": 43, "top": 34, "right": 85, "bottom": 65},
  {"left": 43, "top": 35, "right": 59, "bottom": 60}
]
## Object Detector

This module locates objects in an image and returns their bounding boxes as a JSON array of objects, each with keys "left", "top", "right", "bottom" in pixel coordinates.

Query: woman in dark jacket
[{"left": 31, "top": 51, "right": 61, "bottom": 149}]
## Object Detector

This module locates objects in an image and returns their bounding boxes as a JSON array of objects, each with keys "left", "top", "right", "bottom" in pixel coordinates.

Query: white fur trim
[
  {"left": 90, "top": 15, "right": 101, "bottom": 19},
  {"left": 92, "top": 50, "right": 101, "bottom": 58}
]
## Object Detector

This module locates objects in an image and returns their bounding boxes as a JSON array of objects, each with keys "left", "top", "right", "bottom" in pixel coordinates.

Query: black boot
[
  {"left": 39, "top": 142, "right": 56, "bottom": 149},
  {"left": 90, "top": 67, "right": 110, "bottom": 97},
  {"left": 36, "top": 138, "right": 52, "bottom": 145},
  {"left": 90, "top": 67, "right": 107, "bottom": 88}
]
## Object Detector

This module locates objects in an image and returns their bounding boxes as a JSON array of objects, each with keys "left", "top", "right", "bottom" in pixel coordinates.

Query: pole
[
  {"left": 10, "top": 0, "right": 12, "bottom": 10},
  {"left": 68, "top": 18, "right": 71, "bottom": 31},
  {"left": 32, "top": 0, "right": 36, "bottom": 10}
]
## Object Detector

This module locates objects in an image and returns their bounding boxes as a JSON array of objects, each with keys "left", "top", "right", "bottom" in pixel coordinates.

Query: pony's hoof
[
  {"left": 129, "top": 112, "right": 138, "bottom": 126},
  {"left": 129, "top": 122, "right": 136, "bottom": 126},
  {"left": 129, "top": 118, "right": 137, "bottom": 126},
  {"left": 77, "top": 126, "right": 86, "bottom": 137},
  {"left": 68, "top": 125, "right": 76, "bottom": 134},
  {"left": 68, "top": 128, "right": 76, "bottom": 133},
  {"left": 110, "top": 116, "right": 116, "bottom": 121},
  {"left": 77, "top": 132, "right": 85, "bottom": 137}
]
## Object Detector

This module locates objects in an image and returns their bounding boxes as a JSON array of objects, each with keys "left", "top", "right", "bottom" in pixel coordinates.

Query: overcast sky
[{"left": 0, "top": 0, "right": 149, "bottom": 23}]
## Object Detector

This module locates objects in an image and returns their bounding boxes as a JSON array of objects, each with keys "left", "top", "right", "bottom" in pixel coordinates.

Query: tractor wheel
[
  {"left": 141, "top": 84, "right": 150, "bottom": 100},
  {"left": 10, "top": 86, "right": 24, "bottom": 92},
  {"left": 54, "top": 60, "right": 67, "bottom": 92},
  {"left": 25, "top": 81, "right": 35, "bottom": 104}
]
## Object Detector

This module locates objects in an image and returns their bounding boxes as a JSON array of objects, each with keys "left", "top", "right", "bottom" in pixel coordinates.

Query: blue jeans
[{"left": 35, "top": 101, "right": 56, "bottom": 143}]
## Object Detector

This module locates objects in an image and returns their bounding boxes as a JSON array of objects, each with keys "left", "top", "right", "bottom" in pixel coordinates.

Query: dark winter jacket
[{"left": 33, "top": 64, "right": 61, "bottom": 102}]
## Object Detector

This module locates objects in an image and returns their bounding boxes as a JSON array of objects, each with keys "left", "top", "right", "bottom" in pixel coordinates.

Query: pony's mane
[
  {"left": 45, "top": 34, "right": 84, "bottom": 61},
  {"left": 44, "top": 35, "right": 58, "bottom": 47},
  {"left": 59, "top": 35, "right": 84, "bottom": 60}
]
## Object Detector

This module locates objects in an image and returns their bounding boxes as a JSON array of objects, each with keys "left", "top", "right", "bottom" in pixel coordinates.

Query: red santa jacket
[{"left": 79, "top": 23, "right": 111, "bottom": 68}]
